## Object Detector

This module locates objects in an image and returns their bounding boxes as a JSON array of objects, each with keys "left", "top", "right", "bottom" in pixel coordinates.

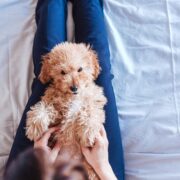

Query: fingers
[
  {"left": 81, "top": 145, "right": 91, "bottom": 157},
  {"left": 40, "top": 127, "right": 59, "bottom": 144},
  {"left": 94, "top": 134, "right": 104, "bottom": 148},
  {"left": 100, "top": 125, "right": 107, "bottom": 138},
  {"left": 52, "top": 141, "right": 61, "bottom": 151},
  {"left": 34, "top": 128, "right": 59, "bottom": 149},
  {"left": 99, "top": 126, "right": 109, "bottom": 145},
  {"left": 44, "top": 127, "right": 60, "bottom": 138},
  {"left": 93, "top": 127, "right": 109, "bottom": 149},
  {"left": 51, "top": 142, "right": 61, "bottom": 162}
]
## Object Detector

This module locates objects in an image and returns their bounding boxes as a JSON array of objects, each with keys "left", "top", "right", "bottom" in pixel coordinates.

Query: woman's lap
[{"left": 6, "top": 0, "right": 124, "bottom": 179}]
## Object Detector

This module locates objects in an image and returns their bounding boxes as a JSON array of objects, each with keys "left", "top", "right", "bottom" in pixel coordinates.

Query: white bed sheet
[
  {"left": 103, "top": 0, "right": 180, "bottom": 179},
  {"left": 0, "top": 0, "right": 36, "bottom": 178}
]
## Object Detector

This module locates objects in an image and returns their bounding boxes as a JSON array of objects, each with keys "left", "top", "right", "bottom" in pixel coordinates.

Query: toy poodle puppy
[{"left": 26, "top": 42, "right": 107, "bottom": 179}]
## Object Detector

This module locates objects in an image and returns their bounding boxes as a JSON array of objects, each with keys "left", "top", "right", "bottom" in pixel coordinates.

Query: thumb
[
  {"left": 51, "top": 142, "right": 61, "bottom": 162},
  {"left": 94, "top": 134, "right": 103, "bottom": 148},
  {"left": 81, "top": 145, "right": 91, "bottom": 157}
]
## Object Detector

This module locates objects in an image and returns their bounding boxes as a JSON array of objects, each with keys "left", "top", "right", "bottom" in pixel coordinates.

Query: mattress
[{"left": 103, "top": 0, "right": 180, "bottom": 179}]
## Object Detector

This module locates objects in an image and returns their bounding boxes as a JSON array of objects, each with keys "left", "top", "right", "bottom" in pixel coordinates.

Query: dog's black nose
[{"left": 70, "top": 86, "right": 78, "bottom": 92}]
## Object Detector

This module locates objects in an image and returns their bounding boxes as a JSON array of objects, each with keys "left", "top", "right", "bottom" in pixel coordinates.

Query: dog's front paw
[
  {"left": 26, "top": 101, "right": 57, "bottom": 141},
  {"left": 26, "top": 120, "right": 47, "bottom": 141},
  {"left": 80, "top": 127, "right": 101, "bottom": 147}
]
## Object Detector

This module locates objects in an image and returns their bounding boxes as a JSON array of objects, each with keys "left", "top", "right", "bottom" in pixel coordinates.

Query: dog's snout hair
[{"left": 71, "top": 75, "right": 79, "bottom": 88}]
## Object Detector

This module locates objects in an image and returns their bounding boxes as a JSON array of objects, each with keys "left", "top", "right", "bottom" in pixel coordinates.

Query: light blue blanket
[{"left": 104, "top": 0, "right": 180, "bottom": 179}]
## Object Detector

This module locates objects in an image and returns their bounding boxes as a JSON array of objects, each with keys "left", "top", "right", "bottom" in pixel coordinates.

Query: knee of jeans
[
  {"left": 96, "top": 71, "right": 114, "bottom": 86},
  {"left": 47, "top": 0, "right": 66, "bottom": 7},
  {"left": 37, "top": 0, "right": 66, "bottom": 16}
]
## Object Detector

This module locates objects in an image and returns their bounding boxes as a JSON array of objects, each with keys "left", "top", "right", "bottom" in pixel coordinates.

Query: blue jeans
[{"left": 6, "top": 0, "right": 124, "bottom": 179}]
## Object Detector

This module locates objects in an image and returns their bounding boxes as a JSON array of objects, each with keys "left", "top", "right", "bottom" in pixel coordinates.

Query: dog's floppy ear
[
  {"left": 39, "top": 53, "right": 51, "bottom": 84},
  {"left": 89, "top": 48, "right": 101, "bottom": 80}
]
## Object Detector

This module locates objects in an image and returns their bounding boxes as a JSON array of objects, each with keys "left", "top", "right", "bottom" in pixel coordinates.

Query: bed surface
[
  {"left": 0, "top": 0, "right": 36, "bottom": 178},
  {"left": 104, "top": 0, "right": 180, "bottom": 179},
  {"left": 1, "top": 0, "right": 180, "bottom": 179}
]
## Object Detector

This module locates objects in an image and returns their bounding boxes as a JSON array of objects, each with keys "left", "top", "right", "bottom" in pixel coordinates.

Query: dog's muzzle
[{"left": 70, "top": 86, "right": 78, "bottom": 94}]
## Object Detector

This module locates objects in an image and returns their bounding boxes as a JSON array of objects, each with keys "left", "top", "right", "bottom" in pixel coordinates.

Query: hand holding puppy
[
  {"left": 81, "top": 126, "right": 117, "bottom": 180},
  {"left": 34, "top": 127, "right": 61, "bottom": 164}
]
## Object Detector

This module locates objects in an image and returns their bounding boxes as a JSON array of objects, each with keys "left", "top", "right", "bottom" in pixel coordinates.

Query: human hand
[
  {"left": 81, "top": 126, "right": 117, "bottom": 180},
  {"left": 34, "top": 127, "right": 61, "bottom": 164}
]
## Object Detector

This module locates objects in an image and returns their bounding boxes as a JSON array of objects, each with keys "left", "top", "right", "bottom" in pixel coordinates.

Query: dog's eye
[
  {"left": 78, "top": 67, "right": 83, "bottom": 72},
  {"left": 61, "top": 70, "right": 66, "bottom": 75}
]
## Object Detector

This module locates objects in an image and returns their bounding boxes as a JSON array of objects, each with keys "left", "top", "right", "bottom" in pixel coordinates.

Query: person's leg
[
  {"left": 72, "top": 1, "right": 124, "bottom": 179},
  {"left": 6, "top": 0, "right": 67, "bottom": 169}
]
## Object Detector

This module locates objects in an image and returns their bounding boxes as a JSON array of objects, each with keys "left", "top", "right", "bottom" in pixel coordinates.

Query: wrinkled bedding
[
  {"left": 1, "top": 0, "right": 180, "bottom": 180},
  {"left": 104, "top": 0, "right": 180, "bottom": 179},
  {"left": 0, "top": 0, "right": 36, "bottom": 178}
]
